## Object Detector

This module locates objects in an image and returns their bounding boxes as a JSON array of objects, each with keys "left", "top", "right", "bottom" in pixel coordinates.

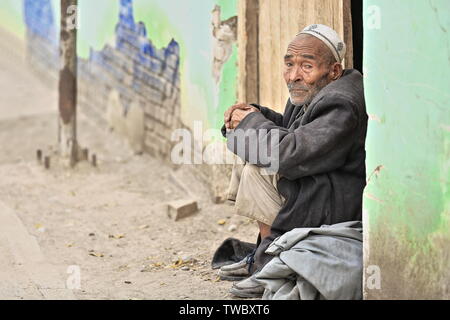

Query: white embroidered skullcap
[{"left": 297, "top": 24, "right": 346, "bottom": 63}]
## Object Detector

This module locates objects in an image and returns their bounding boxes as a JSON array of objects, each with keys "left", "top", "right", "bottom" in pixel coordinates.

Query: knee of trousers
[{"left": 241, "top": 164, "right": 263, "bottom": 181}]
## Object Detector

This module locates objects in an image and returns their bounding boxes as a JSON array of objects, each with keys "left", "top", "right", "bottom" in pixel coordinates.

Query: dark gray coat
[{"left": 222, "top": 69, "right": 368, "bottom": 273}]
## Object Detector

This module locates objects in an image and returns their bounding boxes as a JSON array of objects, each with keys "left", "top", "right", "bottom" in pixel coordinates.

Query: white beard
[{"left": 289, "top": 96, "right": 304, "bottom": 107}]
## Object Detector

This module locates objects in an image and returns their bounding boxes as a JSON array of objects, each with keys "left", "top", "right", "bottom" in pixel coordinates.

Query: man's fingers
[
  {"left": 224, "top": 103, "right": 252, "bottom": 123},
  {"left": 224, "top": 107, "right": 236, "bottom": 122},
  {"left": 230, "top": 111, "right": 243, "bottom": 129}
]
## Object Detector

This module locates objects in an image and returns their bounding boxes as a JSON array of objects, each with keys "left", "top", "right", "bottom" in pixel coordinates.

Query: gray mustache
[{"left": 288, "top": 83, "right": 309, "bottom": 91}]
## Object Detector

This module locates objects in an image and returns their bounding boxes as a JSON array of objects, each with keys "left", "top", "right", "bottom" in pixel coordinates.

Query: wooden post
[
  {"left": 237, "top": 0, "right": 259, "bottom": 104},
  {"left": 44, "top": 156, "right": 51, "bottom": 169},
  {"left": 36, "top": 149, "right": 42, "bottom": 163},
  {"left": 342, "top": 0, "right": 354, "bottom": 69},
  {"left": 58, "top": 0, "right": 78, "bottom": 167}
]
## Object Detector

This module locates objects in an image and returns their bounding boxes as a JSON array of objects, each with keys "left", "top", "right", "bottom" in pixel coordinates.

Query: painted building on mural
[
  {"left": 81, "top": 0, "right": 182, "bottom": 158},
  {"left": 23, "top": 0, "right": 183, "bottom": 158},
  {"left": 11, "top": 0, "right": 238, "bottom": 197}
]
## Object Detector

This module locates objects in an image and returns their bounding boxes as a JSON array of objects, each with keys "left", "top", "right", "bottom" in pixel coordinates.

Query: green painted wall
[
  {"left": 363, "top": 0, "right": 449, "bottom": 299},
  {"left": 0, "top": 0, "right": 27, "bottom": 39}
]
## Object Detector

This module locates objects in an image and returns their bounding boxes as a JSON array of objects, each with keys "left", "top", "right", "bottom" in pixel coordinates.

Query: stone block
[{"left": 167, "top": 199, "right": 198, "bottom": 221}]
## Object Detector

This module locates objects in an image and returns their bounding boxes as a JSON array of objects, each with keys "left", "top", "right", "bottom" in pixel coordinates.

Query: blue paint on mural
[
  {"left": 114, "top": 0, "right": 180, "bottom": 87},
  {"left": 118, "top": 0, "right": 135, "bottom": 30},
  {"left": 23, "top": 0, "right": 56, "bottom": 45}
]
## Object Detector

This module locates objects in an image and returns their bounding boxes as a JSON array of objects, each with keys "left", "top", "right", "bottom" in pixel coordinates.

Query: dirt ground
[{"left": 0, "top": 28, "right": 258, "bottom": 300}]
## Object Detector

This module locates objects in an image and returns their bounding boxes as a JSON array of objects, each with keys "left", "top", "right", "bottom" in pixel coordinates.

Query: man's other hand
[{"left": 224, "top": 103, "right": 259, "bottom": 129}]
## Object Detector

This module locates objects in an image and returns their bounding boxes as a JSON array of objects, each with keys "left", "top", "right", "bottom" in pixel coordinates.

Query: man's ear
[{"left": 330, "top": 62, "right": 343, "bottom": 80}]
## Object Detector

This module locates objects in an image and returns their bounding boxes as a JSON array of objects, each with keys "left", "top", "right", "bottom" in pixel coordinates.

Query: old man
[{"left": 219, "top": 24, "right": 368, "bottom": 298}]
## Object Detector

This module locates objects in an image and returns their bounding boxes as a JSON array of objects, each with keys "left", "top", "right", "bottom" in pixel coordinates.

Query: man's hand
[{"left": 224, "top": 103, "right": 259, "bottom": 129}]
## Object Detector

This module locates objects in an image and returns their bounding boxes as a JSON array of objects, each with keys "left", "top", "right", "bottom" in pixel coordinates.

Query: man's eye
[
  {"left": 285, "top": 62, "right": 293, "bottom": 67},
  {"left": 303, "top": 64, "right": 313, "bottom": 69}
]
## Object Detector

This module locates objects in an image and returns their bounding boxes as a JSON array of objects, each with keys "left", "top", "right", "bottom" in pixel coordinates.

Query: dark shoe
[
  {"left": 229, "top": 276, "right": 264, "bottom": 298},
  {"left": 218, "top": 258, "right": 250, "bottom": 281}
]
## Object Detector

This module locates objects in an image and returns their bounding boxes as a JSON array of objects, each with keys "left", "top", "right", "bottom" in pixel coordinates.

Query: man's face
[{"left": 284, "top": 34, "right": 337, "bottom": 106}]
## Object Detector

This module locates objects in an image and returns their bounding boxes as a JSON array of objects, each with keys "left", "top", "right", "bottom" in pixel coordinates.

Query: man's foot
[
  {"left": 218, "top": 258, "right": 250, "bottom": 281},
  {"left": 229, "top": 276, "right": 264, "bottom": 298}
]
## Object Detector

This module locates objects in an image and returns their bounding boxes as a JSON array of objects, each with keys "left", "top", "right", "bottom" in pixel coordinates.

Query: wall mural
[
  {"left": 22, "top": 0, "right": 237, "bottom": 158},
  {"left": 83, "top": 0, "right": 182, "bottom": 156}
]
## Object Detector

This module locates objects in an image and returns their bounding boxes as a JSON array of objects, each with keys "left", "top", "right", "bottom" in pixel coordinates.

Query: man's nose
[{"left": 289, "top": 65, "right": 304, "bottom": 83}]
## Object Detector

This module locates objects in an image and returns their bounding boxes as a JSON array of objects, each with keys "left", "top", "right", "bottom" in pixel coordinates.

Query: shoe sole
[
  {"left": 219, "top": 274, "right": 248, "bottom": 281},
  {"left": 229, "top": 287, "right": 263, "bottom": 298},
  {"left": 220, "top": 264, "right": 247, "bottom": 272}
]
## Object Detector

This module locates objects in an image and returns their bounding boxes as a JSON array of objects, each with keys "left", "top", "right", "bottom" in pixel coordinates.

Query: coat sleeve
[
  {"left": 226, "top": 95, "right": 359, "bottom": 180},
  {"left": 253, "top": 104, "right": 284, "bottom": 127}
]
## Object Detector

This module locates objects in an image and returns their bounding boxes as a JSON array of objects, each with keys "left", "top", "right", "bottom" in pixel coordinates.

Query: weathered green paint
[
  {"left": 0, "top": 0, "right": 27, "bottom": 39},
  {"left": 363, "top": 0, "right": 449, "bottom": 298}
]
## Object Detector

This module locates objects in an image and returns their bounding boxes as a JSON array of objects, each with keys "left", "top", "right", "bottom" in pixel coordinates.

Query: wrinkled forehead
[{"left": 286, "top": 34, "right": 331, "bottom": 58}]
